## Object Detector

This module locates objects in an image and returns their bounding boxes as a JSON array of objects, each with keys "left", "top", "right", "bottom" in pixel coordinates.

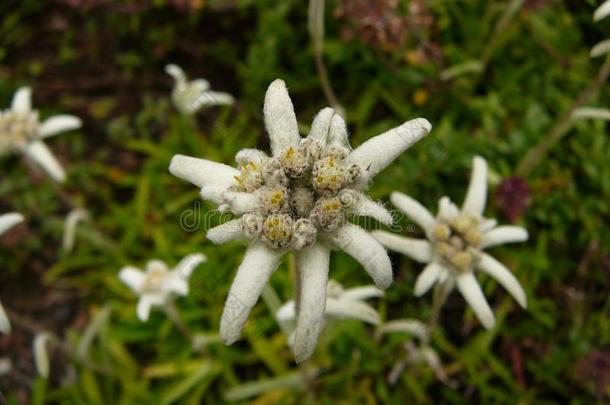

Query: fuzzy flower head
[
  {"left": 0, "top": 212, "right": 24, "bottom": 334},
  {"left": 1, "top": 87, "right": 81, "bottom": 182},
  {"left": 119, "top": 254, "right": 206, "bottom": 321},
  {"left": 169, "top": 79, "right": 431, "bottom": 362},
  {"left": 373, "top": 156, "right": 528, "bottom": 330},
  {"left": 165, "top": 64, "right": 234, "bottom": 115}
]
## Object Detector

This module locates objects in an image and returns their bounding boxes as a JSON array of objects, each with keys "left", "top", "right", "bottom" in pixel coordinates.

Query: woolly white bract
[
  {"left": 373, "top": 156, "right": 528, "bottom": 330},
  {"left": 1, "top": 87, "right": 81, "bottom": 182},
  {"left": 119, "top": 254, "right": 206, "bottom": 321},
  {"left": 0, "top": 212, "right": 24, "bottom": 334},
  {"left": 169, "top": 79, "right": 431, "bottom": 362},
  {"left": 165, "top": 64, "right": 234, "bottom": 114}
]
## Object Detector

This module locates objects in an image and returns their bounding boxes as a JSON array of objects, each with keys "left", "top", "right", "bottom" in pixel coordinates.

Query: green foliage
[{"left": 1, "top": 0, "right": 609, "bottom": 403}]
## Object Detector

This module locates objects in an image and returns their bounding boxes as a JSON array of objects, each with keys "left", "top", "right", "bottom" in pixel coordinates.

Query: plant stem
[
  {"left": 309, "top": 0, "right": 342, "bottom": 114},
  {"left": 165, "top": 299, "right": 193, "bottom": 341},
  {"left": 516, "top": 54, "right": 610, "bottom": 176},
  {"left": 427, "top": 280, "right": 451, "bottom": 336}
]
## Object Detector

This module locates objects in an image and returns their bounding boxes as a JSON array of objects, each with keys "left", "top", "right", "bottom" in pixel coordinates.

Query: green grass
[{"left": 1, "top": 0, "right": 610, "bottom": 403}]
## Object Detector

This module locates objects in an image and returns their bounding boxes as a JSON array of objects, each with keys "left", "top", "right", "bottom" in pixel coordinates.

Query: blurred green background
[{"left": 1, "top": 0, "right": 610, "bottom": 403}]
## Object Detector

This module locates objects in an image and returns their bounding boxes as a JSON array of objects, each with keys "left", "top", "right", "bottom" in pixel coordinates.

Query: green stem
[
  {"left": 309, "top": 0, "right": 342, "bottom": 114},
  {"left": 516, "top": 54, "right": 610, "bottom": 176}
]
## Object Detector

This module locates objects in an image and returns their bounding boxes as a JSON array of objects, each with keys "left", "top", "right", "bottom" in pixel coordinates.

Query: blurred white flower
[
  {"left": 33, "top": 332, "right": 54, "bottom": 378},
  {"left": 378, "top": 319, "right": 454, "bottom": 386},
  {"left": 1, "top": 87, "right": 81, "bottom": 182},
  {"left": 276, "top": 280, "right": 383, "bottom": 346},
  {"left": 594, "top": 0, "right": 610, "bottom": 22},
  {"left": 119, "top": 254, "right": 206, "bottom": 321},
  {"left": 165, "top": 64, "right": 234, "bottom": 115},
  {"left": 373, "top": 156, "right": 528, "bottom": 330},
  {"left": 169, "top": 79, "right": 431, "bottom": 362},
  {"left": 0, "top": 212, "right": 24, "bottom": 334},
  {"left": 62, "top": 208, "right": 89, "bottom": 253},
  {"left": 591, "top": 2, "right": 610, "bottom": 57}
]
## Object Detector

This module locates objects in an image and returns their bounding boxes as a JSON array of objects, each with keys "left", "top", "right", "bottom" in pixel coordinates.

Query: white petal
[
  {"left": 371, "top": 231, "right": 432, "bottom": 263},
  {"left": 33, "top": 332, "right": 53, "bottom": 378},
  {"left": 200, "top": 184, "right": 229, "bottom": 204},
  {"left": 390, "top": 192, "right": 436, "bottom": 232},
  {"left": 276, "top": 301, "right": 296, "bottom": 322},
  {"left": 594, "top": 0, "right": 610, "bottom": 21},
  {"left": 462, "top": 156, "right": 488, "bottom": 216},
  {"left": 306, "top": 107, "right": 335, "bottom": 143},
  {"left": 0, "top": 301, "right": 11, "bottom": 334},
  {"left": 206, "top": 219, "right": 245, "bottom": 244},
  {"left": 591, "top": 39, "right": 610, "bottom": 58},
  {"left": 38, "top": 115, "right": 81, "bottom": 138},
  {"left": 340, "top": 286, "right": 383, "bottom": 301},
  {"left": 476, "top": 253, "right": 527, "bottom": 308},
  {"left": 224, "top": 191, "right": 259, "bottom": 215},
  {"left": 174, "top": 253, "right": 206, "bottom": 279},
  {"left": 235, "top": 148, "right": 268, "bottom": 165},
  {"left": 165, "top": 64, "right": 187, "bottom": 84},
  {"left": 377, "top": 319, "right": 428, "bottom": 340},
  {"left": 438, "top": 196, "right": 459, "bottom": 221},
  {"left": 264, "top": 79, "right": 300, "bottom": 155},
  {"left": 325, "top": 298, "right": 380, "bottom": 325},
  {"left": 346, "top": 118, "right": 431, "bottom": 184},
  {"left": 191, "top": 78, "right": 211, "bottom": 93},
  {"left": 456, "top": 272, "right": 495, "bottom": 329},
  {"left": 414, "top": 262, "right": 443, "bottom": 297},
  {"left": 328, "top": 113, "right": 351, "bottom": 149},
  {"left": 327, "top": 224, "right": 393, "bottom": 289},
  {"left": 0, "top": 213, "right": 24, "bottom": 236},
  {"left": 24, "top": 141, "right": 66, "bottom": 182},
  {"left": 220, "top": 243, "right": 284, "bottom": 344},
  {"left": 293, "top": 243, "right": 330, "bottom": 363},
  {"left": 11, "top": 87, "right": 32, "bottom": 113},
  {"left": 481, "top": 226, "right": 528, "bottom": 249},
  {"left": 119, "top": 267, "right": 146, "bottom": 292},
  {"left": 137, "top": 294, "right": 166, "bottom": 322},
  {"left": 169, "top": 155, "right": 238, "bottom": 189},
  {"left": 166, "top": 274, "right": 189, "bottom": 296},
  {"left": 350, "top": 193, "right": 393, "bottom": 226},
  {"left": 195, "top": 91, "right": 234, "bottom": 108},
  {"left": 62, "top": 208, "right": 88, "bottom": 252}
]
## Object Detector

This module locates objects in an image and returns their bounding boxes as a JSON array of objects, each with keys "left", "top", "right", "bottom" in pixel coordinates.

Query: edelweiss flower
[
  {"left": 165, "top": 64, "right": 234, "bottom": 115},
  {"left": 119, "top": 254, "right": 206, "bottom": 321},
  {"left": 378, "top": 319, "right": 452, "bottom": 386},
  {"left": 1, "top": 87, "right": 81, "bottom": 182},
  {"left": 169, "top": 79, "right": 431, "bottom": 362},
  {"left": 373, "top": 156, "right": 528, "bottom": 329},
  {"left": 0, "top": 212, "right": 24, "bottom": 334},
  {"left": 277, "top": 279, "right": 383, "bottom": 329}
]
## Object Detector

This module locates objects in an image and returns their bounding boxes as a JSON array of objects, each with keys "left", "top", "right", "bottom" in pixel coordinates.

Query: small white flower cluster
[
  {"left": 119, "top": 254, "right": 206, "bottom": 321},
  {"left": 166, "top": 64, "right": 234, "bottom": 115},
  {"left": 1, "top": 87, "right": 81, "bottom": 182},
  {"left": 170, "top": 79, "right": 431, "bottom": 362},
  {"left": 374, "top": 156, "right": 528, "bottom": 329}
]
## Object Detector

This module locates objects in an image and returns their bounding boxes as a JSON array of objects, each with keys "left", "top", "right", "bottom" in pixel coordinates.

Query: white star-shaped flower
[
  {"left": 165, "top": 64, "right": 234, "bottom": 115},
  {"left": 0, "top": 212, "right": 24, "bottom": 334},
  {"left": 373, "top": 156, "right": 528, "bottom": 330},
  {"left": 169, "top": 79, "right": 431, "bottom": 362},
  {"left": 1, "top": 87, "right": 81, "bottom": 182},
  {"left": 119, "top": 254, "right": 206, "bottom": 321}
]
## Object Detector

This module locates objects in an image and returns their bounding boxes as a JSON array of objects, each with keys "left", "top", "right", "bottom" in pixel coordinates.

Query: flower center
[
  {"left": 143, "top": 268, "right": 167, "bottom": 292},
  {"left": 0, "top": 110, "right": 39, "bottom": 153},
  {"left": 431, "top": 213, "right": 481, "bottom": 272},
  {"left": 231, "top": 140, "right": 362, "bottom": 250}
]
